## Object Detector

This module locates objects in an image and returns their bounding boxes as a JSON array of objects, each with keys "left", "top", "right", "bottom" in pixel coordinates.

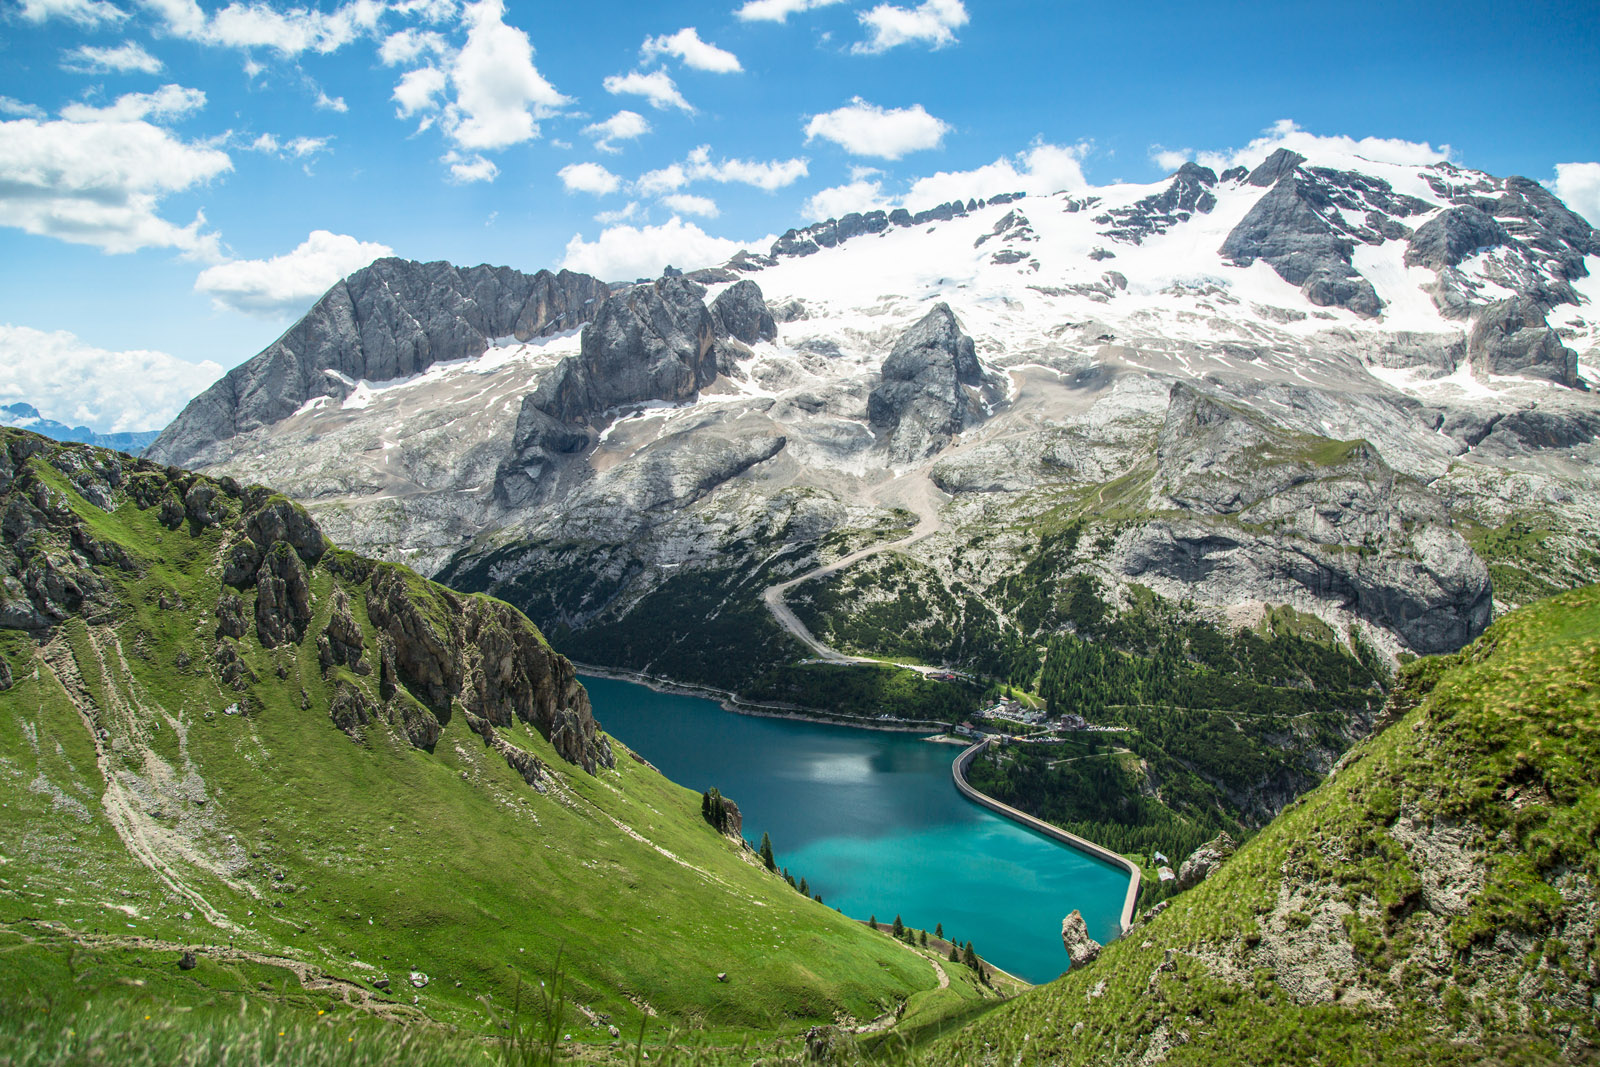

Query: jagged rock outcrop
[
  {"left": 1466, "top": 297, "right": 1580, "bottom": 387},
  {"left": 1245, "top": 147, "right": 1306, "bottom": 187},
  {"left": 1220, "top": 170, "right": 1403, "bottom": 317},
  {"left": 1098, "top": 162, "right": 1218, "bottom": 244},
  {"left": 1404, "top": 205, "right": 1510, "bottom": 270},
  {"left": 148, "top": 260, "right": 609, "bottom": 468},
  {"left": 1061, "top": 909, "right": 1101, "bottom": 967},
  {"left": 1176, "top": 831, "right": 1236, "bottom": 889},
  {"left": 0, "top": 427, "right": 613, "bottom": 777},
  {"left": 867, "top": 304, "right": 1004, "bottom": 463},
  {"left": 496, "top": 277, "right": 781, "bottom": 508},
  {"left": 1123, "top": 384, "right": 1494, "bottom": 654},
  {"left": 710, "top": 280, "right": 778, "bottom": 346}
]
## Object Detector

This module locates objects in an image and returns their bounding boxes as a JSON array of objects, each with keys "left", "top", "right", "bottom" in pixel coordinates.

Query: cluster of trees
[
  {"left": 700, "top": 787, "right": 735, "bottom": 834},
  {"left": 743, "top": 663, "right": 981, "bottom": 723},
  {"left": 758, "top": 831, "right": 825, "bottom": 905},
  {"left": 867, "top": 916, "right": 990, "bottom": 985}
]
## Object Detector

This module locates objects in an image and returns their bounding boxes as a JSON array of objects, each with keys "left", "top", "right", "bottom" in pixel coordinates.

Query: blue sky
[{"left": 1, "top": 0, "right": 1597, "bottom": 431}]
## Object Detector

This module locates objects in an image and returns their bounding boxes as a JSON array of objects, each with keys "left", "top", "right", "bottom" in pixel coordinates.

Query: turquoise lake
[{"left": 581, "top": 675, "right": 1130, "bottom": 985}]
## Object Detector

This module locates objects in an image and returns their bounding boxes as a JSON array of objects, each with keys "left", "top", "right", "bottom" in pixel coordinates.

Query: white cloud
[
  {"left": 1148, "top": 145, "right": 1191, "bottom": 172},
  {"left": 144, "top": 0, "right": 384, "bottom": 57},
  {"left": 391, "top": 0, "right": 455, "bottom": 22},
  {"left": 392, "top": 65, "right": 446, "bottom": 118},
  {"left": 315, "top": 90, "right": 348, "bottom": 112},
  {"left": 19, "top": 0, "right": 126, "bottom": 27},
  {"left": 0, "top": 97, "right": 48, "bottom": 119},
  {"left": 804, "top": 98, "right": 948, "bottom": 160},
  {"left": 441, "top": 0, "right": 568, "bottom": 150},
  {"left": 61, "top": 41, "right": 164, "bottom": 74},
  {"left": 1194, "top": 120, "right": 1451, "bottom": 172},
  {"left": 194, "top": 229, "right": 392, "bottom": 315},
  {"left": 443, "top": 150, "right": 497, "bottom": 183},
  {"left": 594, "top": 201, "right": 639, "bottom": 224},
  {"left": 604, "top": 69, "right": 692, "bottom": 113},
  {"left": 583, "top": 109, "right": 650, "bottom": 154},
  {"left": 0, "top": 109, "right": 230, "bottom": 257},
  {"left": 902, "top": 139, "right": 1086, "bottom": 210},
  {"left": 59, "top": 83, "right": 206, "bottom": 123},
  {"left": 559, "top": 161, "right": 622, "bottom": 196},
  {"left": 641, "top": 27, "right": 742, "bottom": 73},
  {"left": 853, "top": 0, "right": 966, "bottom": 54},
  {"left": 659, "top": 193, "right": 719, "bottom": 217},
  {"left": 561, "top": 217, "right": 751, "bottom": 280},
  {"left": 684, "top": 144, "right": 808, "bottom": 190},
  {"left": 379, "top": 27, "right": 448, "bottom": 65},
  {"left": 0, "top": 324, "right": 220, "bottom": 433},
  {"left": 248, "top": 132, "right": 330, "bottom": 158},
  {"left": 1551, "top": 162, "right": 1600, "bottom": 227},
  {"left": 803, "top": 178, "right": 887, "bottom": 220},
  {"left": 734, "top": 0, "right": 846, "bottom": 22},
  {"left": 636, "top": 162, "right": 687, "bottom": 196}
]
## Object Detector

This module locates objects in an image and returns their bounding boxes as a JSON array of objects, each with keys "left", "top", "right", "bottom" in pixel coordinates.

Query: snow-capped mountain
[{"left": 148, "top": 141, "right": 1600, "bottom": 683}]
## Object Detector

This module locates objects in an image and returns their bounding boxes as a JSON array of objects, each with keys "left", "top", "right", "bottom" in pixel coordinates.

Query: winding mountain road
[{"left": 761, "top": 474, "right": 947, "bottom": 665}]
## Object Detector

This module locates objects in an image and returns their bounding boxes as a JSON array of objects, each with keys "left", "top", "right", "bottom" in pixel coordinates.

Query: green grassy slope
[
  {"left": 0, "top": 429, "right": 942, "bottom": 1049},
  {"left": 920, "top": 584, "right": 1600, "bottom": 1066}
]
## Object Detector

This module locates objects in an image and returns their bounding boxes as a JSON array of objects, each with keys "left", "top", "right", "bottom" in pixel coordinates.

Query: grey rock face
[
  {"left": 1097, "top": 162, "right": 1218, "bottom": 245},
  {"left": 710, "top": 280, "right": 778, "bottom": 345},
  {"left": 148, "top": 259, "right": 609, "bottom": 468},
  {"left": 867, "top": 304, "right": 1003, "bottom": 463},
  {"left": 1220, "top": 174, "right": 1381, "bottom": 317},
  {"left": 496, "top": 276, "right": 738, "bottom": 507},
  {"left": 1061, "top": 909, "right": 1102, "bottom": 967},
  {"left": 1124, "top": 384, "right": 1494, "bottom": 654},
  {"left": 1467, "top": 298, "right": 1579, "bottom": 387},
  {"left": 1177, "top": 831, "right": 1236, "bottom": 889},
  {"left": 1404, "top": 205, "right": 1510, "bottom": 270},
  {"left": 1246, "top": 148, "right": 1306, "bottom": 187}
]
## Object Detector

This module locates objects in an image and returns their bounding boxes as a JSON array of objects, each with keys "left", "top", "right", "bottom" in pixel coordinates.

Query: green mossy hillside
[
  {"left": 0, "top": 429, "right": 942, "bottom": 1050},
  {"left": 920, "top": 584, "right": 1600, "bottom": 1066}
]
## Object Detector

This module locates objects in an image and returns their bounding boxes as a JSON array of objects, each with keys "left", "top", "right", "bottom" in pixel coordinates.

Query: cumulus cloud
[
  {"left": 248, "top": 132, "right": 330, "bottom": 158},
  {"left": 1148, "top": 145, "right": 1191, "bottom": 172},
  {"left": 59, "top": 83, "right": 206, "bottom": 123},
  {"left": 561, "top": 217, "right": 752, "bottom": 281},
  {"left": 0, "top": 97, "right": 48, "bottom": 119},
  {"left": 1195, "top": 119, "right": 1451, "bottom": 172},
  {"left": 314, "top": 90, "right": 348, "bottom": 112},
  {"left": 441, "top": 0, "right": 569, "bottom": 149},
  {"left": 686, "top": 145, "right": 808, "bottom": 190},
  {"left": 19, "top": 0, "right": 127, "bottom": 27},
  {"left": 379, "top": 27, "right": 448, "bottom": 65},
  {"left": 594, "top": 201, "right": 640, "bottom": 224},
  {"left": 641, "top": 27, "right": 742, "bottom": 73},
  {"left": 194, "top": 229, "right": 392, "bottom": 315},
  {"left": 61, "top": 41, "right": 164, "bottom": 74},
  {"left": 659, "top": 193, "right": 719, "bottom": 217},
  {"left": 443, "top": 150, "right": 497, "bottom": 183},
  {"left": 901, "top": 139, "right": 1086, "bottom": 211},
  {"left": 392, "top": 65, "right": 446, "bottom": 118},
  {"left": 734, "top": 0, "right": 847, "bottom": 22},
  {"left": 636, "top": 162, "right": 688, "bottom": 196},
  {"left": 583, "top": 109, "right": 650, "bottom": 154},
  {"left": 603, "top": 69, "right": 692, "bottom": 112},
  {"left": 804, "top": 98, "right": 948, "bottom": 160},
  {"left": 0, "top": 324, "right": 220, "bottom": 433},
  {"left": 802, "top": 178, "right": 888, "bottom": 220},
  {"left": 143, "top": 0, "right": 383, "bottom": 57},
  {"left": 853, "top": 0, "right": 966, "bottom": 54},
  {"left": 0, "top": 102, "right": 230, "bottom": 257},
  {"left": 1551, "top": 162, "right": 1600, "bottom": 227},
  {"left": 559, "top": 161, "right": 622, "bottom": 195}
]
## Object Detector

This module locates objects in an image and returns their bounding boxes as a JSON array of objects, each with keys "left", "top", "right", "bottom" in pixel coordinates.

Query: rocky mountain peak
[
  {"left": 867, "top": 303, "right": 1005, "bottom": 463},
  {"left": 1245, "top": 147, "right": 1306, "bottom": 187}
]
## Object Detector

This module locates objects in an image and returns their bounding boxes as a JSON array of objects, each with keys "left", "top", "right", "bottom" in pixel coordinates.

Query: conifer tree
[
  {"left": 918, "top": 929, "right": 927, "bottom": 947},
  {"left": 798, "top": 876, "right": 810, "bottom": 897},
  {"left": 892, "top": 915, "right": 905, "bottom": 938},
  {"left": 759, "top": 832, "right": 775, "bottom": 870},
  {"left": 947, "top": 944, "right": 959, "bottom": 963},
  {"left": 962, "top": 941, "right": 978, "bottom": 968},
  {"left": 869, "top": 914, "right": 877, "bottom": 929},
  {"left": 934, "top": 922, "right": 943, "bottom": 940}
]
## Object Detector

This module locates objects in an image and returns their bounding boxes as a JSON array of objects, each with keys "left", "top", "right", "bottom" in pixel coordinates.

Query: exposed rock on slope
[
  {"left": 148, "top": 260, "right": 608, "bottom": 468},
  {"left": 867, "top": 303, "right": 1006, "bottom": 463},
  {"left": 1467, "top": 296, "right": 1580, "bottom": 387}
]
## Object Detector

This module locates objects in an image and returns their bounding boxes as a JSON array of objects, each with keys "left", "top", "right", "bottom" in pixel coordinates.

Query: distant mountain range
[{"left": 0, "top": 401, "right": 160, "bottom": 453}]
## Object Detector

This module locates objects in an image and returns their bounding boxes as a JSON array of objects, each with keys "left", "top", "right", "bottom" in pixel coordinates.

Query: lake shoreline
[{"left": 572, "top": 662, "right": 953, "bottom": 736}]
